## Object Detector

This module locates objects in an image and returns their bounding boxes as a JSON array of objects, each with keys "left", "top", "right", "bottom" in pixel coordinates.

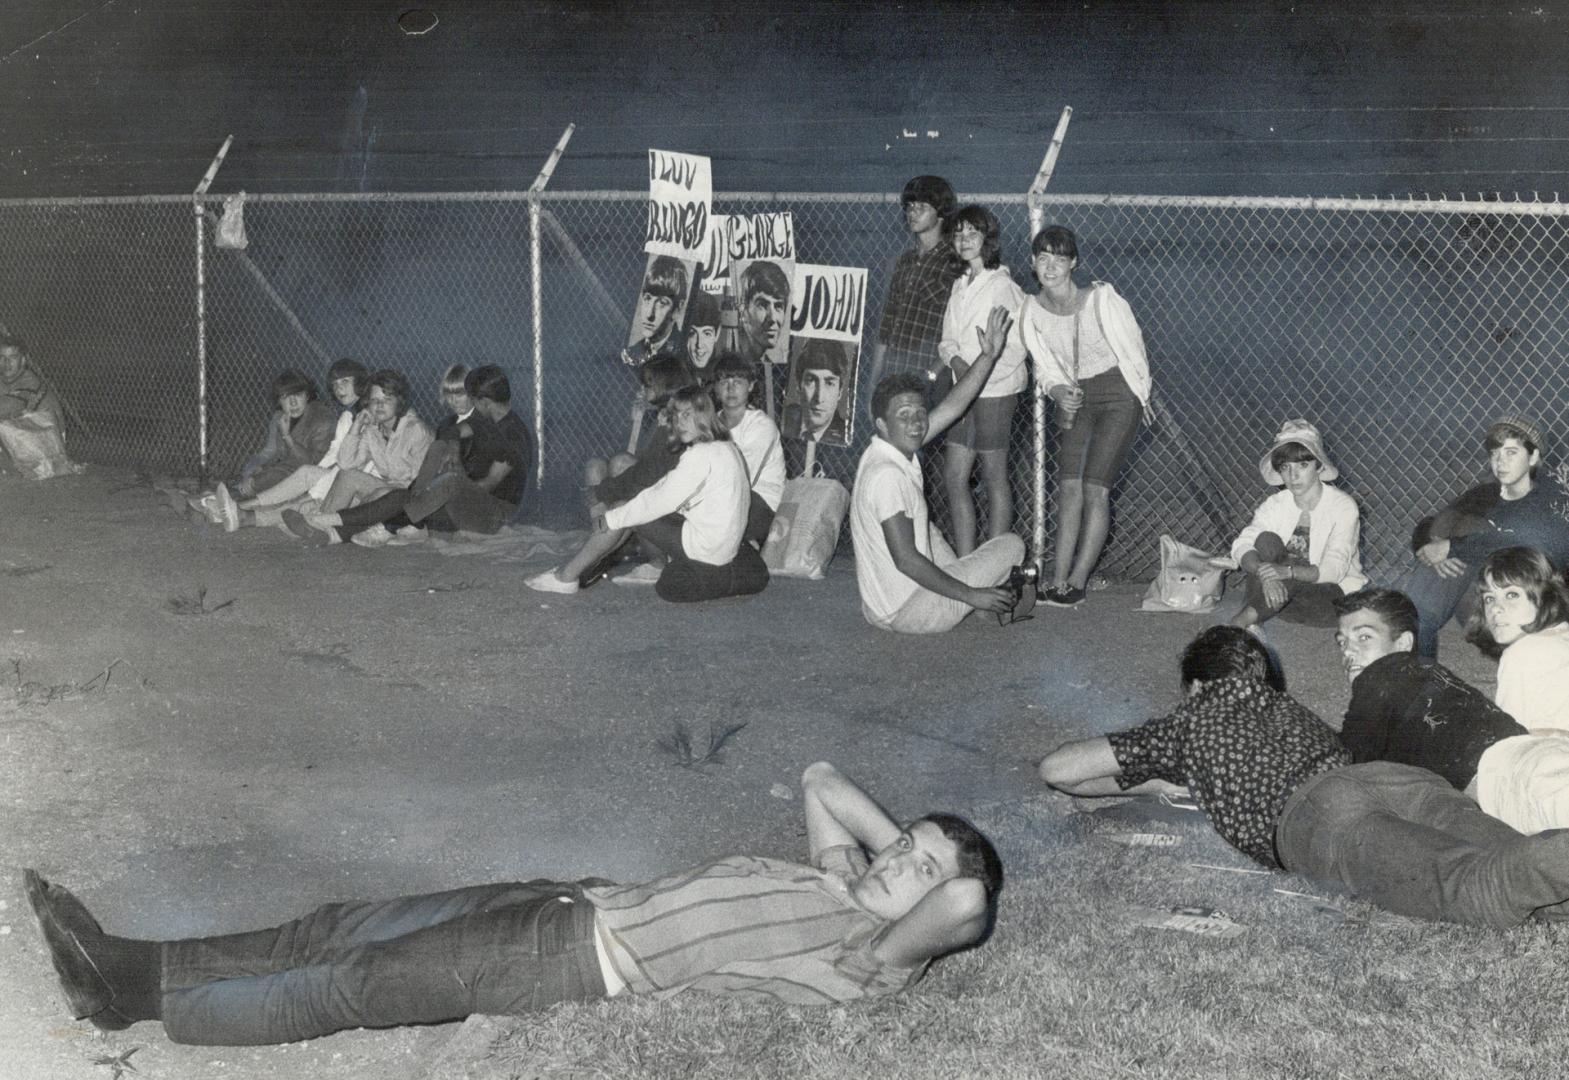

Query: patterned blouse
[{"left": 1108, "top": 676, "right": 1351, "bottom": 867}]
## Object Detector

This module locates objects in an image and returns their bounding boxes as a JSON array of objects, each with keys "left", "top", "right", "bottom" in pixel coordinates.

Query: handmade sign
[{"left": 780, "top": 263, "right": 865, "bottom": 447}]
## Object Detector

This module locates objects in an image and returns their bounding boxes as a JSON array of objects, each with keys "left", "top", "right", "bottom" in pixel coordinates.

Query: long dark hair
[{"left": 1465, "top": 546, "right": 1569, "bottom": 658}]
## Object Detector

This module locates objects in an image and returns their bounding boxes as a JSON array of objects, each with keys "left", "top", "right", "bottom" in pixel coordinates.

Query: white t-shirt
[
  {"left": 727, "top": 408, "right": 786, "bottom": 511},
  {"left": 937, "top": 267, "right": 1028, "bottom": 398},
  {"left": 604, "top": 440, "right": 750, "bottom": 565},
  {"left": 850, "top": 436, "right": 931, "bottom": 628},
  {"left": 1496, "top": 622, "right": 1569, "bottom": 734}
]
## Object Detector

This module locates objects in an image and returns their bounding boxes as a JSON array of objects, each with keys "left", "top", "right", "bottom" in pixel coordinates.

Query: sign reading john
[{"left": 782, "top": 263, "right": 866, "bottom": 448}]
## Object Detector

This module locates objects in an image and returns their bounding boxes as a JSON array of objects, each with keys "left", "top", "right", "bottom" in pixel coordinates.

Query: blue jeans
[
  {"left": 1275, "top": 762, "right": 1569, "bottom": 928},
  {"left": 1393, "top": 560, "right": 1480, "bottom": 660},
  {"left": 161, "top": 879, "right": 606, "bottom": 1045}
]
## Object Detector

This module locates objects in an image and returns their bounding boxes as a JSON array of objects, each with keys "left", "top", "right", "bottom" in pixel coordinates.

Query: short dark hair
[
  {"left": 684, "top": 289, "right": 721, "bottom": 330},
  {"left": 872, "top": 372, "right": 926, "bottom": 424},
  {"left": 639, "top": 355, "right": 695, "bottom": 405},
  {"left": 711, "top": 350, "right": 757, "bottom": 383},
  {"left": 1179, "top": 625, "right": 1283, "bottom": 692},
  {"left": 328, "top": 358, "right": 370, "bottom": 398},
  {"left": 642, "top": 256, "right": 689, "bottom": 302},
  {"left": 793, "top": 337, "right": 850, "bottom": 382},
  {"left": 1031, "top": 224, "right": 1079, "bottom": 262},
  {"left": 272, "top": 368, "right": 316, "bottom": 402},
  {"left": 0, "top": 333, "right": 26, "bottom": 353},
  {"left": 915, "top": 812, "right": 1003, "bottom": 905},
  {"left": 465, "top": 364, "right": 511, "bottom": 406},
  {"left": 368, "top": 369, "right": 413, "bottom": 419},
  {"left": 1333, "top": 587, "right": 1419, "bottom": 642},
  {"left": 1269, "top": 441, "right": 1320, "bottom": 472},
  {"left": 901, "top": 175, "right": 958, "bottom": 220},
  {"left": 1466, "top": 546, "right": 1569, "bottom": 658},
  {"left": 740, "top": 260, "right": 790, "bottom": 305},
  {"left": 952, "top": 204, "right": 1002, "bottom": 269}
]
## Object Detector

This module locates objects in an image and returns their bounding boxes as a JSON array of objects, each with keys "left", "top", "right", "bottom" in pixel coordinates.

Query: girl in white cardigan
[{"left": 1230, "top": 419, "right": 1366, "bottom": 630}]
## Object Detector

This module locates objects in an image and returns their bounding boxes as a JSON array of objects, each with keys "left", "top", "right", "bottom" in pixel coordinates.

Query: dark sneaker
[
  {"left": 1044, "top": 584, "right": 1086, "bottom": 607},
  {"left": 282, "top": 509, "right": 333, "bottom": 547}
]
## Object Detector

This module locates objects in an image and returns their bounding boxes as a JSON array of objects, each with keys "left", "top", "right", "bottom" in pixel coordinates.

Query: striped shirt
[{"left": 583, "top": 846, "right": 923, "bottom": 1004}]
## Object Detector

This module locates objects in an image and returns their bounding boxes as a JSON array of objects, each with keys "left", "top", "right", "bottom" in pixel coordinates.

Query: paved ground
[{"left": 0, "top": 468, "right": 1497, "bottom": 1080}]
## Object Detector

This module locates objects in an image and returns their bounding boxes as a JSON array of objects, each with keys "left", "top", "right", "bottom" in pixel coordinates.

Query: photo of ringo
[{"left": 624, "top": 254, "right": 694, "bottom": 363}]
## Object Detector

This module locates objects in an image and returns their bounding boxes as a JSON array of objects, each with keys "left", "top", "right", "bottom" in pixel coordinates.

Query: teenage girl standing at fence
[
  {"left": 937, "top": 205, "right": 1027, "bottom": 558},
  {"left": 1018, "top": 225, "right": 1151, "bottom": 607}
]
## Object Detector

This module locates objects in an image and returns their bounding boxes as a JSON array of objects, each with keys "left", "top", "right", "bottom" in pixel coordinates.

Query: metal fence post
[
  {"left": 192, "top": 135, "right": 233, "bottom": 484},
  {"left": 1025, "top": 108, "right": 1072, "bottom": 580},
  {"left": 527, "top": 125, "right": 576, "bottom": 488}
]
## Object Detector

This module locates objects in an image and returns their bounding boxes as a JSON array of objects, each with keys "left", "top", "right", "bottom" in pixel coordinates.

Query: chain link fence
[{"left": 2, "top": 189, "right": 1567, "bottom": 582}]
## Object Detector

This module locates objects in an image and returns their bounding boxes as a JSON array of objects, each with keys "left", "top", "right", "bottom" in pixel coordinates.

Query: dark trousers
[
  {"left": 635, "top": 514, "right": 770, "bottom": 603},
  {"left": 1393, "top": 560, "right": 1482, "bottom": 660},
  {"left": 160, "top": 880, "right": 606, "bottom": 1045},
  {"left": 1244, "top": 531, "right": 1345, "bottom": 627},
  {"left": 1276, "top": 762, "right": 1569, "bottom": 928}
]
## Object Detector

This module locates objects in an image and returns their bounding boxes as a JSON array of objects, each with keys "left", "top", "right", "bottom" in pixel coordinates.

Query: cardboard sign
[
  {"left": 624, "top": 252, "right": 696, "bottom": 359},
  {"left": 779, "top": 263, "right": 865, "bottom": 449},
  {"left": 644, "top": 149, "right": 711, "bottom": 259}
]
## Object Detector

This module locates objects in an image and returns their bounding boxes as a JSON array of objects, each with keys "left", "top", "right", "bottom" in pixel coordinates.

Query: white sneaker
[
  {"left": 611, "top": 563, "right": 663, "bottom": 586},
  {"left": 214, "top": 483, "right": 240, "bottom": 532},
  {"left": 386, "top": 526, "right": 428, "bottom": 547},
  {"left": 189, "top": 491, "right": 224, "bottom": 525},
  {"left": 350, "top": 523, "right": 394, "bottom": 548},
  {"left": 525, "top": 569, "right": 579, "bottom": 594}
]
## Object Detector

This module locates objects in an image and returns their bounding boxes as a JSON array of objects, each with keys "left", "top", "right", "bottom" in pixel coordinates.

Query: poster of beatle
[
  {"left": 625, "top": 149, "right": 709, "bottom": 365},
  {"left": 724, "top": 211, "right": 795, "bottom": 368},
  {"left": 781, "top": 263, "right": 865, "bottom": 448}
]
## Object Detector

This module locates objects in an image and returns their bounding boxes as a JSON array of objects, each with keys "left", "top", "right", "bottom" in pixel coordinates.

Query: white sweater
[
  {"left": 604, "top": 440, "right": 750, "bottom": 565},
  {"left": 938, "top": 267, "right": 1028, "bottom": 398},
  {"left": 1229, "top": 484, "right": 1367, "bottom": 593},
  {"left": 727, "top": 408, "right": 786, "bottom": 511}
]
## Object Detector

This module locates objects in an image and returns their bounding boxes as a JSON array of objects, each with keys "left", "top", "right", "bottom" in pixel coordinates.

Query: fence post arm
[
  {"left": 527, "top": 124, "right": 576, "bottom": 488},
  {"left": 1024, "top": 107, "right": 1072, "bottom": 581},
  {"left": 192, "top": 135, "right": 234, "bottom": 486}
]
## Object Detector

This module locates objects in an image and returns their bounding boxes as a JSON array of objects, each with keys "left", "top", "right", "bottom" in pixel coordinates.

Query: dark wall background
[{"left": 4, "top": 1, "right": 1569, "bottom": 199}]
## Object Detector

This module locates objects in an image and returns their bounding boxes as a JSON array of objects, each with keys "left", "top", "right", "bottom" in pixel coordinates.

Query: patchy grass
[
  {"left": 466, "top": 796, "right": 1565, "bottom": 1080},
  {"left": 167, "top": 585, "right": 235, "bottom": 616},
  {"left": 656, "top": 719, "right": 748, "bottom": 770}
]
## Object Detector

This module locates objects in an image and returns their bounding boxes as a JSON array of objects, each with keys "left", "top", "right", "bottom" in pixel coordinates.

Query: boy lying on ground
[{"left": 26, "top": 762, "right": 1000, "bottom": 1045}]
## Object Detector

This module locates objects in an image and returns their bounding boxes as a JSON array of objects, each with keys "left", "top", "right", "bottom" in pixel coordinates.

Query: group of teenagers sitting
[{"left": 188, "top": 359, "right": 533, "bottom": 548}]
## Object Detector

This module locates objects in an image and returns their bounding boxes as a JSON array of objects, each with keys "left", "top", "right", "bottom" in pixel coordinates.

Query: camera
[{"left": 1006, "top": 563, "right": 1039, "bottom": 602}]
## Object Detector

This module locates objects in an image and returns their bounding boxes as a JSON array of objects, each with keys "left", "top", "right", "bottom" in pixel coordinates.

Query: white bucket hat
[{"left": 1259, "top": 419, "right": 1339, "bottom": 485}]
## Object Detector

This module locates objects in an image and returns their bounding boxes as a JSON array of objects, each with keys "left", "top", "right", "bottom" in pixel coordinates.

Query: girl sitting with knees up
[
  {"left": 1466, "top": 545, "right": 1569, "bottom": 836},
  {"left": 201, "top": 358, "right": 369, "bottom": 532},
  {"left": 316, "top": 368, "right": 434, "bottom": 514},
  {"left": 528, "top": 384, "right": 766, "bottom": 603},
  {"left": 1230, "top": 419, "right": 1366, "bottom": 633}
]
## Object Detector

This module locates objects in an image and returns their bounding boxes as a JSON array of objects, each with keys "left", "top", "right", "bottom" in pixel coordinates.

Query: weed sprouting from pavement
[
  {"left": 88, "top": 1046, "right": 140, "bottom": 1079},
  {"left": 656, "top": 719, "right": 748, "bottom": 770},
  {"left": 6, "top": 657, "right": 145, "bottom": 707},
  {"left": 167, "top": 585, "right": 234, "bottom": 616}
]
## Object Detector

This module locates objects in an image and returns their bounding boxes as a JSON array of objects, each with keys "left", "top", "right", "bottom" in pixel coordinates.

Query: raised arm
[
  {"left": 871, "top": 876, "right": 988, "bottom": 968},
  {"left": 801, "top": 761, "right": 900, "bottom": 862},
  {"left": 925, "top": 305, "right": 1012, "bottom": 442}
]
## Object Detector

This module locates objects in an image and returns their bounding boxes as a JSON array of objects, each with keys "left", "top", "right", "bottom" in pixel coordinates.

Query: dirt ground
[{"left": 0, "top": 469, "right": 1499, "bottom": 1080}]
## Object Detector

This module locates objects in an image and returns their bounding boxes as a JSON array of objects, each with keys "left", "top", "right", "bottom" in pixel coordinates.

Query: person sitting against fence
[
  {"left": 935, "top": 205, "right": 1027, "bottom": 560},
  {"left": 201, "top": 358, "right": 370, "bottom": 532},
  {"left": 0, "top": 333, "right": 81, "bottom": 479},
  {"left": 310, "top": 368, "right": 433, "bottom": 515},
  {"left": 230, "top": 369, "right": 338, "bottom": 499},
  {"left": 1463, "top": 547, "right": 1569, "bottom": 836},
  {"left": 528, "top": 384, "right": 765, "bottom": 603},
  {"left": 684, "top": 290, "right": 722, "bottom": 381},
  {"left": 1017, "top": 225, "right": 1151, "bottom": 608},
  {"left": 852, "top": 306, "right": 1024, "bottom": 635},
  {"left": 24, "top": 761, "right": 999, "bottom": 1045},
  {"left": 1039, "top": 625, "right": 1569, "bottom": 929},
  {"left": 523, "top": 357, "right": 696, "bottom": 591},
  {"left": 1397, "top": 417, "right": 1569, "bottom": 661},
  {"left": 1229, "top": 419, "right": 1366, "bottom": 634},
  {"left": 713, "top": 350, "right": 785, "bottom": 549},
  {"left": 288, "top": 365, "right": 533, "bottom": 547},
  {"left": 736, "top": 260, "right": 791, "bottom": 367},
  {"left": 276, "top": 363, "right": 473, "bottom": 545},
  {"left": 1333, "top": 586, "right": 1523, "bottom": 794}
]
